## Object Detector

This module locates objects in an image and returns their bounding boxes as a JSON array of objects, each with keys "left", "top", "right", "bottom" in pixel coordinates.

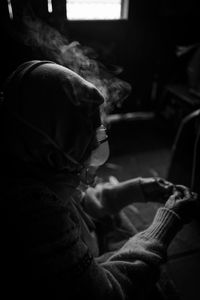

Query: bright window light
[
  {"left": 66, "top": 0, "right": 129, "bottom": 20},
  {"left": 47, "top": 0, "right": 53, "bottom": 13},
  {"left": 7, "top": 0, "right": 13, "bottom": 19}
]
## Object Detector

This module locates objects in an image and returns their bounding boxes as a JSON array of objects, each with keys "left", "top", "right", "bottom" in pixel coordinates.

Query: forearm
[
  {"left": 93, "top": 207, "right": 183, "bottom": 299},
  {"left": 33, "top": 191, "right": 182, "bottom": 300},
  {"left": 108, "top": 207, "right": 183, "bottom": 263},
  {"left": 102, "top": 177, "right": 145, "bottom": 214}
]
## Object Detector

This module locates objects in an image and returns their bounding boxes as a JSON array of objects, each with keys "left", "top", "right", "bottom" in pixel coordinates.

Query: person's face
[{"left": 86, "top": 125, "right": 110, "bottom": 168}]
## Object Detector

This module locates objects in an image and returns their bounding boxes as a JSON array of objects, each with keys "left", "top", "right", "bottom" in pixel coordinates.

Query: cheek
[{"left": 88, "top": 141, "right": 110, "bottom": 167}]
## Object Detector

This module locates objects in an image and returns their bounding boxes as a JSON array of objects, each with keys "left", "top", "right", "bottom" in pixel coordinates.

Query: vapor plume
[{"left": 22, "top": 14, "right": 132, "bottom": 115}]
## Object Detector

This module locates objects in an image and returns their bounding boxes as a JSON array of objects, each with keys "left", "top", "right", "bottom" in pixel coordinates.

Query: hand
[
  {"left": 140, "top": 177, "right": 174, "bottom": 203},
  {"left": 165, "top": 185, "right": 199, "bottom": 223},
  {"left": 83, "top": 181, "right": 115, "bottom": 219},
  {"left": 83, "top": 176, "right": 125, "bottom": 218}
]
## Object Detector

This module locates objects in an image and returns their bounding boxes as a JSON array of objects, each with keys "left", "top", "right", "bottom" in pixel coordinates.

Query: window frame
[{"left": 65, "top": 0, "right": 129, "bottom": 21}]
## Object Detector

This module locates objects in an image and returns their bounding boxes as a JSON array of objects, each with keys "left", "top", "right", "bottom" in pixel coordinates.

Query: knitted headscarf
[{"left": 2, "top": 60, "right": 104, "bottom": 177}]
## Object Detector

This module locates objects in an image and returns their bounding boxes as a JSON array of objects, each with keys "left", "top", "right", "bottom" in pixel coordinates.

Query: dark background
[
  {"left": 1, "top": 0, "right": 200, "bottom": 112},
  {"left": 0, "top": 2, "right": 200, "bottom": 299}
]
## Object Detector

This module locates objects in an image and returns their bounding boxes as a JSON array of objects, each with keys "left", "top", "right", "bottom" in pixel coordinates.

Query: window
[
  {"left": 47, "top": 0, "right": 53, "bottom": 13},
  {"left": 66, "top": 0, "right": 129, "bottom": 20},
  {"left": 7, "top": 0, "right": 13, "bottom": 19},
  {"left": 6, "top": 0, "right": 129, "bottom": 21}
]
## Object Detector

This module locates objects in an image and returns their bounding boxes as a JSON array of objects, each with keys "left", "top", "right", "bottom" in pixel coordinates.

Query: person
[{"left": 0, "top": 60, "right": 198, "bottom": 300}]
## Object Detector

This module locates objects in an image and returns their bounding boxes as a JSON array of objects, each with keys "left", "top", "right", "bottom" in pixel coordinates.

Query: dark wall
[
  {"left": 64, "top": 0, "right": 200, "bottom": 111},
  {"left": 1, "top": 0, "right": 200, "bottom": 111}
]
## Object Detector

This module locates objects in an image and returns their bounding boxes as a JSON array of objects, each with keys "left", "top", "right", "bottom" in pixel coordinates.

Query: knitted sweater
[
  {"left": 2, "top": 181, "right": 182, "bottom": 300},
  {"left": 1, "top": 61, "right": 182, "bottom": 299}
]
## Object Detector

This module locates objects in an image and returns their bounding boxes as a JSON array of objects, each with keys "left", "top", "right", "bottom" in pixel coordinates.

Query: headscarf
[{"left": 1, "top": 60, "right": 104, "bottom": 194}]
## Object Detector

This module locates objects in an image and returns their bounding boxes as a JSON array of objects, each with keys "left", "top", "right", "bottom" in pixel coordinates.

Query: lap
[{"left": 95, "top": 204, "right": 140, "bottom": 254}]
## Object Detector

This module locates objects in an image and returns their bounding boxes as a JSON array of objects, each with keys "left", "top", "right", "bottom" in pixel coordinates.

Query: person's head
[{"left": 2, "top": 60, "right": 109, "bottom": 182}]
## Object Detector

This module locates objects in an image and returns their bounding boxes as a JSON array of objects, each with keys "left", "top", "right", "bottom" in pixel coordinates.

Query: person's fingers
[
  {"left": 174, "top": 185, "right": 190, "bottom": 199},
  {"left": 155, "top": 179, "right": 174, "bottom": 199},
  {"left": 175, "top": 184, "right": 187, "bottom": 188},
  {"left": 175, "top": 185, "right": 189, "bottom": 193},
  {"left": 191, "top": 192, "right": 198, "bottom": 200},
  {"left": 156, "top": 177, "right": 173, "bottom": 187},
  {"left": 185, "top": 189, "right": 191, "bottom": 200},
  {"left": 160, "top": 178, "right": 171, "bottom": 185},
  {"left": 165, "top": 193, "right": 177, "bottom": 209},
  {"left": 109, "top": 176, "right": 119, "bottom": 186},
  {"left": 156, "top": 178, "right": 173, "bottom": 191},
  {"left": 165, "top": 185, "right": 199, "bottom": 223},
  {"left": 172, "top": 190, "right": 180, "bottom": 198},
  {"left": 164, "top": 184, "right": 174, "bottom": 193}
]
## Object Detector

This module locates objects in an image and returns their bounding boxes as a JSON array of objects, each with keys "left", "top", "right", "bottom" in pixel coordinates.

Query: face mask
[{"left": 87, "top": 125, "right": 110, "bottom": 167}]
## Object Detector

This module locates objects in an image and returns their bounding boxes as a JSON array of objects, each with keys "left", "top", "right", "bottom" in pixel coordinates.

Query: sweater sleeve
[
  {"left": 101, "top": 177, "right": 145, "bottom": 214},
  {"left": 82, "top": 177, "right": 145, "bottom": 218},
  {"left": 21, "top": 188, "right": 182, "bottom": 300}
]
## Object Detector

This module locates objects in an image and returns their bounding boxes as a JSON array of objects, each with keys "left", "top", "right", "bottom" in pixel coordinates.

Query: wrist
[
  {"left": 161, "top": 207, "right": 182, "bottom": 222},
  {"left": 139, "top": 177, "right": 155, "bottom": 201},
  {"left": 139, "top": 207, "right": 183, "bottom": 247},
  {"left": 102, "top": 177, "right": 145, "bottom": 214}
]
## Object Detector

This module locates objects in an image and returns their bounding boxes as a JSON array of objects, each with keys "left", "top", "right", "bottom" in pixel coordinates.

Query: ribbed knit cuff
[{"left": 139, "top": 207, "right": 183, "bottom": 247}]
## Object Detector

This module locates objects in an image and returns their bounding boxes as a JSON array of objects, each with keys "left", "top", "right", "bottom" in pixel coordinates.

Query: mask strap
[{"left": 98, "top": 137, "right": 108, "bottom": 145}]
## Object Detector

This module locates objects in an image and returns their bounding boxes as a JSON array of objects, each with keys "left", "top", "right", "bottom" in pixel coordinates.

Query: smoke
[
  {"left": 22, "top": 14, "right": 69, "bottom": 62},
  {"left": 60, "top": 42, "right": 132, "bottom": 112},
  {"left": 22, "top": 14, "right": 132, "bottom": 115}
]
